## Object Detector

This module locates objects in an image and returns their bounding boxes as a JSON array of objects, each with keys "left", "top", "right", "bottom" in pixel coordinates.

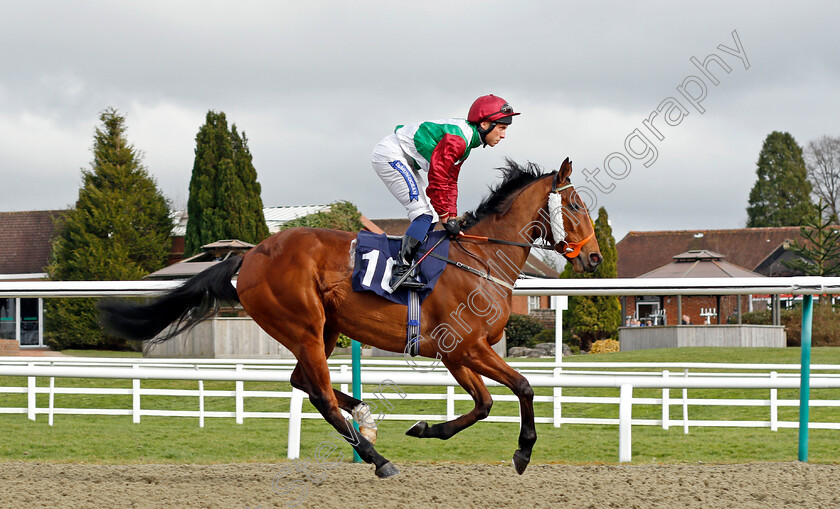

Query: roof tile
[
  {"left": 0, "top": 210, "right": 65, "bottom": 275},
  {"left": 616, "top": 227, "right": 804, "bottom": 278}
]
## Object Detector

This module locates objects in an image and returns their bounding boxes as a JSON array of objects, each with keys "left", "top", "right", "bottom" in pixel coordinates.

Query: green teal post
[
  {"left": 351, "top": 339, "right": 362, "bottom": 463},
  {"left": 798, "top": 295, "right": 813, "bottom": 462}
]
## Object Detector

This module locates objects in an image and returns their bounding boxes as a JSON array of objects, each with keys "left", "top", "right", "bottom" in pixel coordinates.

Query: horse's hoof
[
  {"left": 405, "top": 421, "right": 428, "bottom": 438},
  {"left": 375, "top": 461, "right": 400, "bottom": 479},
  {"left": 512, "top": 450, "right": 531, "bottom": 475}
]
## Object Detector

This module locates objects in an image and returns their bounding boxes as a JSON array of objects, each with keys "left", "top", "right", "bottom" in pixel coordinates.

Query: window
[
  {"left": 0, "top": 298, "right": 15, "bottom": 340},
  {"left": 19, "top": 298, "right": 40, "bottom": 346},
  {"left": 635, "top": 296, "right": 662, "bottom": 325},
  {"left": 0, "top": 298, "right": 44, "bottom": 346},
  {"left": 528, "top": 295, "right": 541, "bottom": 312}
]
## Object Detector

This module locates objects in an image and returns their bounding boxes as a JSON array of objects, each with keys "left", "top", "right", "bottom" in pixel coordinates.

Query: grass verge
[{"left": 1, "top": 347, "right": 838, "bottom": 465}]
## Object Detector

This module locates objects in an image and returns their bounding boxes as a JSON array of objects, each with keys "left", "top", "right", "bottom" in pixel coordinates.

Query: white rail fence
[
  {"left": 3, "top": 276, "right": 840, "bottom": 297},
  {"left": 4, "top": 276, "right": 840, "bottom": 361},
  {"left": 2, "top": 358, "right": 840, "bottom": 462},
  {"left": 3, "top": 277, "right": 840, "bottom": 462}
]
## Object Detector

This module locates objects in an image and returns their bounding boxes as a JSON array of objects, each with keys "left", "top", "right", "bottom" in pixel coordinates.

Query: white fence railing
[
  {"left": 2, "top": 357, "right": 839, "bottom": 462},
  {"left": 3, "top": 276, "right": 840, "bottom": 297},
  {"left": 3, "top": 277, "right": 840, "bottom": 462}
]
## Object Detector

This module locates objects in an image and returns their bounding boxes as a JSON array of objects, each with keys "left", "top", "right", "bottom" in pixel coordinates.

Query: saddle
[
  {"left": 351, "top": 230, "right": 450, "bottom": 356},
  {"left": 351, "top": 230, "right": 449, "bottom": 305}
]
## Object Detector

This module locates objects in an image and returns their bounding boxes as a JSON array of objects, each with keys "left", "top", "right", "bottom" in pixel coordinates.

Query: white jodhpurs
[{"left": 371, "top": 134, "right": 439, "bottom": 222}]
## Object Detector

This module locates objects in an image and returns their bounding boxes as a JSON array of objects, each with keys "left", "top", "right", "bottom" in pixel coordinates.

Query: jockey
[{"left": 371, "top": 94, "right": 520, "bottom": 290}]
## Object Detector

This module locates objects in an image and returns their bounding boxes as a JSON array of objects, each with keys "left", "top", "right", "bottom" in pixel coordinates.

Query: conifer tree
[
  {"left": 184, "top": 111, "right": 269, "bottom": 255},
  {"left": 46, "top": 108, "right": 172, "bottom": 349},
  {"left": 747, "top": 131, "right": 813, "bottom": 227},
  {"left": 783, "top": 200, "right": 840, "bottom": 276},
  {"left": 561, "top": 207, "right": 621, "bottom": 351}
]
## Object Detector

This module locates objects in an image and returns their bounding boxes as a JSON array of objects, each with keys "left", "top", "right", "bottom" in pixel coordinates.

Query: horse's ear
[{"left": 559, "top": 157, "right": 572, "bottom": 181}]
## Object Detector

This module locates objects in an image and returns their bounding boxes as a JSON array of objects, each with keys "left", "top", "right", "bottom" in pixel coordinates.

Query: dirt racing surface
[{"left": 2, "top": 461, "right": 839, "bottom": 508}]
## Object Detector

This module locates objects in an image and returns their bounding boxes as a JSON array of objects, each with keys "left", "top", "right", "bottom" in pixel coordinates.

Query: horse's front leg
[
  {"left": 406, "top": 361, "right": 492, "bottom": 440},
  {"left": 461, "top": 340, "right": 536, "bottom": 475}
]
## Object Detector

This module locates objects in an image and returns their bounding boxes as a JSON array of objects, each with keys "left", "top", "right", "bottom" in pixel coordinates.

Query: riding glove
[{"left": 443, "top": 218, "right": 462, "bottom": 236}]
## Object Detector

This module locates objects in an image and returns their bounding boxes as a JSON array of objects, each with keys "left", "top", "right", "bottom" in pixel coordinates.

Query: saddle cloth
[{"left": 351, "top": 230, "right": 450, "bottom": 306}]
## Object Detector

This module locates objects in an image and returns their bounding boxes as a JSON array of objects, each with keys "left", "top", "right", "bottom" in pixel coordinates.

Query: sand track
[{"left": 2, "top": 461, "right": 839, "bottom": 508}]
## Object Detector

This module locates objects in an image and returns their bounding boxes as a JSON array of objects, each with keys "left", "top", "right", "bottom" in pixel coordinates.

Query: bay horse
[{"left": 99, "top": 157, "right": 601, "bottom": 478}]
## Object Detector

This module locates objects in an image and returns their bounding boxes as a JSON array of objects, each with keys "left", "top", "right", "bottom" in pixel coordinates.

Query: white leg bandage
[{"left": 352, "top": 403, "right": 378, "bottom": 445}]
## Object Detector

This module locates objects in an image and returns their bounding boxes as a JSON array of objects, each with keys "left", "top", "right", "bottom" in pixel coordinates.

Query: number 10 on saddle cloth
[{"left": 351, "top": 230, "right": 450, "bottom": 306}]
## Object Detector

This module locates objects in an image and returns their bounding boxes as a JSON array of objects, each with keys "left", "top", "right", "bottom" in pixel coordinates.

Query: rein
[
  {"left": 421, "top": 248, "right": 515, "bottom": 291},
  {"left": 429, "top": 174, "right": 595, "bottom": 287},
  {"left": 455, "top": 182, "right": 594, "bottom": 259},
  {"left": 458, "top": 232, "right": 593, "bottom": 257}
]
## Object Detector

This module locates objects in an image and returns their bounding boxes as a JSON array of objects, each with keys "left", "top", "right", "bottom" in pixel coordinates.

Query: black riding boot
[{"left": 390, "top": 235, "right": 426, "bottom": 290}]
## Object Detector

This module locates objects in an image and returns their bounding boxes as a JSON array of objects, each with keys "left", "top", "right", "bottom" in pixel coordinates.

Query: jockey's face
[{"left": 481, "top": 122, "right": 508, "bottom": 147}]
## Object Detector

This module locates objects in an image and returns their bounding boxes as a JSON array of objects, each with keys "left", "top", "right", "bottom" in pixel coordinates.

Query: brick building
[
  {"left": 616, "top": 228, "right": 813, "bottom": 326},
  {"left": 627, "top": 250, "right": 762, "bottom": 326},
  {"left": 0, "top": 210, "right": 66, "bottom": 349}
]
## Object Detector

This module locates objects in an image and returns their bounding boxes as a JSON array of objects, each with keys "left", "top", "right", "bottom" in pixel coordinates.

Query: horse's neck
[{"left": 465, "top": 178, "right": 550, "bottom": 270}]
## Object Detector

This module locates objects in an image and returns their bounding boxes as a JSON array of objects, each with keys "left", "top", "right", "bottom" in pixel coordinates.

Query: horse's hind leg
[
  {"left": 289, "top": 327, "right": 378, "bottom": 444},
  {"left": 461, "top": 339, "right": 536, "bottom": 475},
  {"left": 294, "top": 342, "right": 398, "bottom": 478},
  {"left": 246, "top": 300, "right": 395, "bottom": 477},
  {"left": 290, "top": 326, "right": 363, "bottom": 412},
  {"left": 406, "top": 361, "right": 493, "bottom": 440},
  {"left": 289, "top": 365, "right": 362, "bottom": 411}
]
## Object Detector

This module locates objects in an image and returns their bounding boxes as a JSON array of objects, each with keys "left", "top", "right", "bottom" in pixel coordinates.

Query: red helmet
[{"left": 467, "top": 94, "right": 520, "bottom": 124}]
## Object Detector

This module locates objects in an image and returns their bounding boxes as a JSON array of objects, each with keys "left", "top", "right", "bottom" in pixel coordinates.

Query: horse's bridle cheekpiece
[{"left": 548, "top": 181, "right": 594, "bottom": 258}]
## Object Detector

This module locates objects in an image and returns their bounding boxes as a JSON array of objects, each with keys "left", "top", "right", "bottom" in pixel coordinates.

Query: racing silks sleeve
[{"left": 425, "top": 134, "right": 467, "bottom": 220}]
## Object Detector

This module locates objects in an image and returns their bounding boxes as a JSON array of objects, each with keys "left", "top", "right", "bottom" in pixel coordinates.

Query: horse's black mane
[{"left": 461, "top": 158, "right": 556, "bottom": 230}]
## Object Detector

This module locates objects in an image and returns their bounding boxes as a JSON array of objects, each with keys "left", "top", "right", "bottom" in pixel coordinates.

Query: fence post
[
  {"left": 132, "top": 364, "right": 141, "bottom": 424},
  {"left": 48, "top": 376, "right": 55, "bottom": 426},
  {"left": 799, "top": 294, "right": 813, "bottom": 462},
  {"left": 770, "top": 371, "right": 778, "bottom": 432},
  {"left": 619, "top": 384, "right": 633, "bottom": 462},
  {"left": 198, "top": 379, "right": 205, "bottom": 429},
  {"left": 682, "top": 369, "right": 689, "bottom": 434},
  {"left": 351, "top": 339, "right": 362, "bottom": 463},
  {"left": 447, "top": 386, "right": 456, "bottom": 420},
  {"left": 553, "top": 297, "right": 567, "bottom": 428},
  {"left": 287, "top": 388, "right": 304, "bottom": 460},
  {"left": 27, "top": 362, "right": 36, "bottom": 421},
  {"left": 661, "top": 370, "right": 670, "bottom": 430},
  {"left": 340, "top": 364, "right": 349, "bottom": 395},
  {"left": 553, "top": 366, "right": 562, "bottom": 428},
  {"left": 235, "top": 364, "right": 244, "bottom": 424}
]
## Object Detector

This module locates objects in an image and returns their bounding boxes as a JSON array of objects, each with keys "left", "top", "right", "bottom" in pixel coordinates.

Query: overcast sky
[{"left": 1, "top": 1, "right": 838, "bottom": 243}]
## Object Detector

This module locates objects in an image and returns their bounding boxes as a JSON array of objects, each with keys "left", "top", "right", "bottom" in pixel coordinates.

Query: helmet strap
[{"left": 476, "top": 121, "right": 498, "bottom": 147}]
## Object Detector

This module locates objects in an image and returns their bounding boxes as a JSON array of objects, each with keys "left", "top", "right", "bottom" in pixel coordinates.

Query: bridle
[
  {"left": 456, "top": 174, "right": 594, "bottom": 259},
  {"left": 549, "top": 181, "right": 595, "bottom": 258}
]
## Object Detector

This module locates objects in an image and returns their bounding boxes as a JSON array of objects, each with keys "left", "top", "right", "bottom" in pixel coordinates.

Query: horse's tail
[{"left": 98, "top": 255, "right": 244, "bottom": 344}]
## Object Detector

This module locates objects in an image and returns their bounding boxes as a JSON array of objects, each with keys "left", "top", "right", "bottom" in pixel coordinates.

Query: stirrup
[
  {"left": 390, "top": 235, "right": 426, "bottom": 290},
  {"left": 390, "top": 263, "right": 425, "bottom": 290}
]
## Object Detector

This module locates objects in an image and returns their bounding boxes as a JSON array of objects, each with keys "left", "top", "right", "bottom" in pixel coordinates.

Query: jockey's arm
[{"left": 426, "top": 134, "right": 467, "bottom": 221}]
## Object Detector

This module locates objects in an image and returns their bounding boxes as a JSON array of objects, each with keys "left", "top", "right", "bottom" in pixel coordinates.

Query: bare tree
[{"left": 805, "top": 135, "right": 840, "bottom": 221}]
